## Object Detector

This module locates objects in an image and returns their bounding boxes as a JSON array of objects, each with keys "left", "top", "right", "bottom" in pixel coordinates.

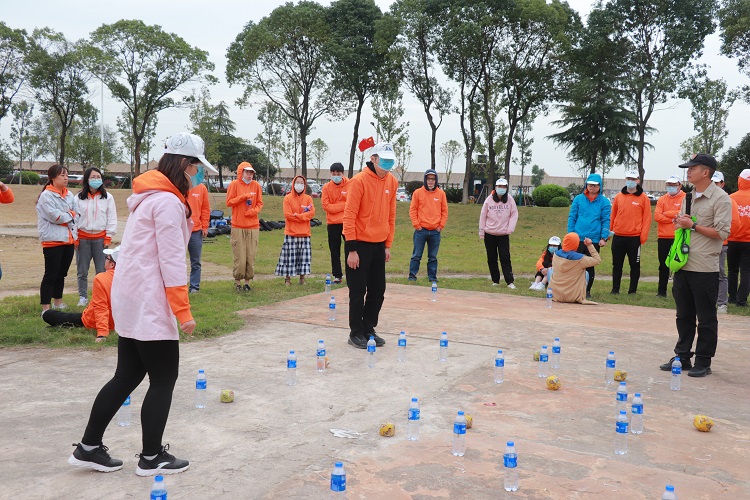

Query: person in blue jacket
[{"left": 567, "top": 173, "right": 611, "bottom": 298}]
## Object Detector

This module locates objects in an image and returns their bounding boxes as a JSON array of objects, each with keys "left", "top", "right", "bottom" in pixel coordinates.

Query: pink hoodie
[
  {"left": 112, "top": 170, "right": 194, "bottom": 341},
  {"left": 479, "top": 194, "right": 519, "bottom": 237}
]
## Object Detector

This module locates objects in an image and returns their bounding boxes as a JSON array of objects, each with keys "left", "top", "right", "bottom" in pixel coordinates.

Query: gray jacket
[{"left": 37, "top": 189, "right": 78, "bottom": 243}]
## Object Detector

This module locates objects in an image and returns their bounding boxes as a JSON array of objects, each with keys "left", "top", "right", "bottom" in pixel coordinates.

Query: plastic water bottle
[
  {"left": 670, "top": 357, "right": 681, "bottom": 391},
  {"left": 494, "top": 350, "right": 504, "bottom": 383},
  {"left": 316, "top": 340, "right": 326, "bottom": 373},
  {"left": 398, "top": 331, "right": 407, "bottom": 362},
  {"left": 661, "top": 484, "right": 677, "bottom": 499},
  {"left": 431, "top": 282, "right": 437, "bottom": 302},
  {"left": 439, "top": 331, "right": 448, "bottom": 362},
  {"left": 631, "top": 393, "right": 643, "bottom": 434},
  {"left": 605, "top": 351, "right": 616, "bottom": 386},
  {"left": 551, "top": 338, "right": 560, "bottom": 369},
  {"left": 150, "top": 475, "right": 167, "bottom": 500},
  {"left": 452, "top": 411, "right": 466, "bottom": 456},
  {"left": 330, "top": 461, "right": 346, "bottom": 497},
  {"left": 367, "top": 336, "right": 376, "bottom": 368},
  {"left": 503, "top": 441, "right": 519, "bottom": 492},
  {"left": 615, "top": 410, "right": 628, "bottom": 455},
  {"left": 616, "top": 382, "right": 628, "bottom": 415},
  {"left": 325, "top": 274, "right": 332, "bottom": 294},
  {"left": 538, "top": 345, "right": 549, "bottom": 377},
  {"left": 328, "top": 296, "right": 336, "bottom": 321},
  {"left": 117, "top": 395, "right": 131, "bottom": 426},
  {"left": 286, "top": 350, "right": 297, "bottom": 386},
  {"left": 546, "top": 287, "right": 553, "bottom": 308},
  {"left": 195, "top": 369, "right": 207, "bottom": 408},
  {"left": 407, "top": 397, "right": 420, "bottom": 441}
]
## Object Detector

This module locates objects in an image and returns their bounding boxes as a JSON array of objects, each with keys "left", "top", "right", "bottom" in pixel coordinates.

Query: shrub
[
  {"left": 549, "top": 196, "right": 571, "bottom": 207},
  {"left": 532, "top": 184, "right": 569, "bottom": 207},
  {"left": 405, "top": 180, "right": 423, "bottom": 196},
  {"left": 444, "top": 187, "right": 463, "bottom": 203}
]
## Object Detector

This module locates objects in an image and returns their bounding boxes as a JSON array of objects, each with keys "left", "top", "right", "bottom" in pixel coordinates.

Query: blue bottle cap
[
  {"left": 400, "top": 331, "right": 405, "bottom": 334},
  {"left": 335, "top": 461, "right": 343, "bottom": 467},
  {"left": 666, "top": 485, "right": 674, "bottom": 492},
  {"left": 635, "top": 393, "right": 641, "bottom": 397},
  {"left": 619, "top": 381, "right": 626, "bottom": 386},
  {"left": 542, "top": 345, "right": 547, "bottom": 348},
  {"left": 609, "top": 351, "right": 614, "bottom": 354},
  {"left": 290, "top": 350, "right": 295, "bottom": 354},
  {"left": 498, "top": 349, "right": 503, "bottom": 353},
  {"left": 319, "top": 339, "right": 324, "bottom": 343},
  {"left": 619, "top": 410, "right": 627, "bottom": 415},
  {"left": 198, "top": 369, "right": 204, "bottom": 373},
  {"left": 411, "top": 397, "right": 418, "bottom": 402},
  {"left": 370, "top": 335, "right": 374, "bottom": 340},
  {"left": 155, "top": 475, "right": 163, "bottom": 481},
  {"left": 554, "top": 337, "right": 560, "bottom": 341},
  {"left": 457, "top": 410, "right": 464, "bottom": 415},
  {"left": 507, "top": 441, "right": 514, "bottom": 446}
]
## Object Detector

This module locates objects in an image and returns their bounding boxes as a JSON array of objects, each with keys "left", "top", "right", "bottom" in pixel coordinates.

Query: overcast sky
[{"left": 2, "top": 0, "right": 748, "bottom": 182}]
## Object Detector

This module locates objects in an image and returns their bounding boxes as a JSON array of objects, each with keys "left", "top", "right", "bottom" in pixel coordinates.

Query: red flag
[{"left": 358, "top": 136, "right": 375, "bottom": 152}]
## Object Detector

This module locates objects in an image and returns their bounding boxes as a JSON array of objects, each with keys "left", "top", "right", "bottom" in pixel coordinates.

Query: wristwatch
[{"left": 691, "top": 222, "right": 697, "bottom": 231}]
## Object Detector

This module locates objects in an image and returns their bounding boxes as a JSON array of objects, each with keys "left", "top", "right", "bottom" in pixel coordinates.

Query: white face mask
[
  {"left": 496, "top": 187, "right": 507, "bottom": 196},
  {"left": 294, "top": 183, "right": 305, "bottom": 194}
]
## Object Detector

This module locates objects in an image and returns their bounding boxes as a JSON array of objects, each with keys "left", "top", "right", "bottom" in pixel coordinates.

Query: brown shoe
[
  {"left": 299, "top": 275, "right": 306, "bottom": 285},
  {"left": 284, "top": 277, "right": 291, "bottom": 286}
]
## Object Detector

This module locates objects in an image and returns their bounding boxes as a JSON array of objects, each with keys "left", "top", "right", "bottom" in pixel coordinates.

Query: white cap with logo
[
  {"left": 711, "top": 171, "right": 724, "bottom": 183},
  {"left": 103, "top": 245, "right": 121, "bottom": 263},
  {"left": 370, "top": 142, "right": 397, "bottom": 160},
  {"left": 495, "top": 178, "right": 509, "bottom": 186},
  {"left": 666, "top": 175, "right": 681, "bottom": 184},
  {"left": 163, "top": 133, "right": 218, "bottom": 173},
  {"left": 625, "top": 170, "right": 639, "bottom": 179}
]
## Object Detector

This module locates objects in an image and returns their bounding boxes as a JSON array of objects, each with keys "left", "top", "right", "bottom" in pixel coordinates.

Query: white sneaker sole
[
  {"left": 135, "top": 463, "right": 189, "bottom": 476},
  {"left": 68, "top": 454, "right": 122, "bottom": 472}
]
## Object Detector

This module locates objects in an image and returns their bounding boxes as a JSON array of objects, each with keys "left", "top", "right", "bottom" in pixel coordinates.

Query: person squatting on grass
[
  {"left": 37, "top": 164, "right": 77, "bottom": 313},
  {"left": 0, "top": 180, "right": 14, "bottom": 280},
  {"left": 226, "top": 162, "right": 264, "bottom": 292},
  {"left": 408, "top": 169, "right": 448, "bottom": 283},
  {"left": 529, "top": 236, "right": 560, "bottom": 291},
  {"left": 567, "top": 173, "right": 611, "bottom": 298},
  {"left": 727, "top": 168, "right": 750, "bottom": 308},
  {"left": 321, "top": 162, "right": 349, "bottom": 284},
  {"left": 712, "top": 172, "right": 739, "bottom": 315},
  {"left": 186, "top": 169, "right": 211, "bottom": 293},
  {"left": 548, "top": 233, "right": 601, "bottom": 305},
  {"left": 344, "top": 142, "right": 398, "bottom": 349},
  {"left": 43, "top": 246, "right": 119, "bottom": 343},
  {"left": 479, "top": 178, "right": 518, "bottom": 289},
  {"left": 609, "top": 170, "right": 651, "bottom": 295},
  {"left": 654, "top": 175, "right": 686, "bottom": 298},
  {"left": 75, "top": 167, "right": 117, "bottom": 307},
  {"left": 68, "top": 132, "right": 209, "bottom": 476},
  {"left": 276, "top": 175, "right": 315, "bottom": 285}
]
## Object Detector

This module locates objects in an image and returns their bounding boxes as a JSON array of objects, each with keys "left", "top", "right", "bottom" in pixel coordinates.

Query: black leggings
[
  {"left": 42, "top": 309, "right": 84, "bottom": 327},
  {"left": 82, "top": 337, "right": 179, "bottom": 455},
  {"left": 611, "top": 235, "right": 641, "bottom": 293},
  {"left": 40, "top": 244, "right": 75, "bottom": 304}
]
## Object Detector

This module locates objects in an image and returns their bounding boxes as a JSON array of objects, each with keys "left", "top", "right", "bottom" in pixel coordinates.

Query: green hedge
[
  {"left": 444, "top": 187, "right": 463, "bottom": 203},
  {"left": 549, "top": 196, "right": 571, "bottom": 207},
  {"left": 532, "top": 184, "right": 569, "bottom": 207}
]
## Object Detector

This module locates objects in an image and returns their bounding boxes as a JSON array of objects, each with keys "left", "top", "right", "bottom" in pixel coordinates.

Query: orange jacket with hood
[
  {"left": 187, "top": 182, "right": 211, "bottom": 232},
  {"left": 729, "top": 175, "right": 750, "bottom": 242},
  {"left": 321, "top": 176, "right": 349, "bottom": 225},
  {"left": 343, "top": 164, "right": 398, "bottom": 248},
  {"left": 610, "top": 184, "right": 651, "bottom": 244},
  {"left": 81, "top": 268, "right": 115, "bottom": 337},
  {"left": 226, "top": 162, "right": 264, "bottom": 229},
  {"left": 409, "top": 169, "right": 448, "bottom": 230},
  {"left": 654, "top": 189, "right": 686, "bottom": 238},
  {"left": 284, "top": 175, "right": 315, "bottom": 237}
]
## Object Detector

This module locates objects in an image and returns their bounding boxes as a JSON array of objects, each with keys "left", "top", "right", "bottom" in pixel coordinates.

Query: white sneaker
[
  {"left": 717, "top": 304, "right": 727, "bottom": 314},
  {"left": 529, "top": 283, "right": 538, "bottom": 290},
  {"left": 507, "top": 283, "right": 517, "bottom": 290},
  {"left": 77, "top": 297, "right": 88, "bottom": 307},
  {"left": 51, "top": 302, "right": 69, "bottom": 311}
]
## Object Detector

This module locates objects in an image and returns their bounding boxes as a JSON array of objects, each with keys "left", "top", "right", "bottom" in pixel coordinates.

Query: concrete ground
[{"left": 0, "top": 284, "right": 748, "bottom": 499}]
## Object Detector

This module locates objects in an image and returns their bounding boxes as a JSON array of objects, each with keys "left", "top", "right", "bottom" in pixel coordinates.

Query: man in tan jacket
[{"left": 549, "top": 233, "right": 601, "bottom": 305}]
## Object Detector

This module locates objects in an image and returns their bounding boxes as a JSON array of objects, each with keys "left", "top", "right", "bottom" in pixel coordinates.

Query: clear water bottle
[
  {"left": 117, "top": 395, "right": 131, "bottom": 426},
  {"left": 616, "top": 382, "right": 628, "bottom": 415},
  {"left": 367, "top": 336, "right": 376, "bottom": 368},
  {"left": 328, "top": 296, "right": 336, "bottom": 321},
  {"left": 494, "top": 349, "right": 504, "bottom": 384},
  {"left": 316, "top": 340, "right": 326, "bottom": 373},
  {"left": 195, "top": 369, "right": 207, "bottom": 408},
  {"left": 631, "top": 393, "right": 643, "bottom": 434},
  {"left": 538, "top": 345, "right": 548, "bottom": 377},
  {"left": 661, "top": 484, "right": 677, "bottom": 499},
  {"left": 325, "top": 274, "right": 332, "bottom": 294},
  {"left": 286, "top": 350, "right": 297, "bottom": 386},
  {"left": 670, "top": 357, "right": 681, "bottom": 391},
  {"left": 398, "top": 331, "right": 407, "bottom": 362},
  {"left": 551, "top": 337, "right": 560, "bottom": 369},
  {"left": 615, "top": 410, "right": 628, "bottom": 455},
  {"left": 330, "top": 461, "right": 346, "bottom": 497},
  {"left": 439, "top": 331, "right": 448, "bottom": 362},
  {"left": 452, "top": 410, "right": 466, "bottom": 456},
  {"left": 431, "top": 282, "right": 438, "bottom": 302},
  {"left": 407, "top": 397, "right": 420, "bottom": 441},
  {"left": 503, "top": 441, "right": 519, "bottom": 492},
  {"left": 150, "top": 475, "right": 166, "bottom": 500},
  {"left": 605, "top": 351, "right": 616, "bottom": 386},
  {"left": 546, "top": 287, "right": 553, "bottom": 308}
]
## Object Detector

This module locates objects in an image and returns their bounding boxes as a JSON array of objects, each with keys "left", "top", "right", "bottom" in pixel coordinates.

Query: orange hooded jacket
[
  {"left": 80, "top": 268, "right": 115, "bottom": 337},
  {"left": 226, "top": 162, "right": 264, "bottom": 229},
  {"left": 321, "top": 176, "right": 349, "bottom": 225},
  {"left": 187, "top": 183, "right": 211, "bottom": 232},
  {"left": 654, "top": 190, "right": 686, "bottom": 238},
  {"left": 284, "top": 175, "right": 315, "bottom": 237},
  {"left": 729, "top": 176, "right": 750, "bottom": 242},
  {"left": 343, "top": 166, "right": 397, "bottom": 248},
  {"left": 0, "top": 186, "right": 14, "bottom": 204},
  {"left": 409, "top": 186, "right": 448, "bottom": 230},
  {"left": 611, "top": 185, "right": 651, "bottom": 244}
]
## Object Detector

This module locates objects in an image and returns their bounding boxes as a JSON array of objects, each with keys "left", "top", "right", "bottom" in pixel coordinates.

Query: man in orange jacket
[
  {"left": 610, "top": 170, "right": 651, "bottom": 294},
  {"left": 187, "top": 178, "right": 211, "bottom": 293},
  {"left": 727, "top": 168, "right": 750, "bottom": 307},
  {"left": 343, "top": 142, "right": 398, "bottom": 349},
  {"left": 653, "top": 175, "right": 685, "bottom": 297},
  {"left": 321, "top": 162, "right": 348, "bottom": 284},
  {"left": 226, "top": 162, "right": 264, "bottom": 292},
  {"left": 408, "top": 169, "right": 448, "bottom": 282}
]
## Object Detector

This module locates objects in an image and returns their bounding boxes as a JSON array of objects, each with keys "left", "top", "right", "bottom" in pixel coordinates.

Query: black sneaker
[
  {"left": 659, "top": 356, "right": 692, "bottom": 371},
  {"left": 235, "top": 284, "right": 243, "bottom": 292},
  {"left": 333, "top": 277, "right": 342, "bottom": 285},
  {"left": 348, "top": 333, "right": 368, "bottom": 349},
  {"left": 243, "top": 284, "right": 251, "bottom": 292},
  {"left": 586, "top": 292, "right": 592, "bottom": 299},
  {"left": 136, "top": 444, "right": 189, "bottom": 476},
  {"left": 372, "top": 334, "right": 386, "bottom": 347},
  {"left": 68, "top": 443, "right": 123, "bottom": 472},
  {"left": 688, "top": 366, "right": 712, "bottom": 377}
]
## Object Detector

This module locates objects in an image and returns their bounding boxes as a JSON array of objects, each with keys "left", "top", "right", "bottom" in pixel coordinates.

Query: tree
[
  {"left": 607, "top": 0, "right": 716, "bottom": 181},
  {"left": 225, "top": 142, "right": 275, "bottom": 181},
  {"left": 254, "top": 101, "right": 285, "bottom": 179},
  {"left": 720, "top": 133, "right": 750, "bottom": 192},
  {"left": 25, "top": 28, "right": 94, "bottom": 164},
  {"left": 30, "top": 111, "right": 64, "bottom": 162},
  {"left": 679, "top": 77, "right": 737, "bottom": 156},
  {"left": 68, "top": 103, "right": 121, "bottom": 168},
  {"left": 530, "top": 164, "right": 546, "bottom": 187},
  {"left": 87, "top": 20, "right": 215, "bottom": 176},
  {"left": 227, "top": 2, "right": 337, "bottom": 178},
  {"left": 9, "top": 100, "right": 33, "bottom": 183},
  {"left": 513, "top": 116, "right": 534, "bottom": 195},
  {"left": 280, "top": 111, "right": 302, "bottom": 178},
  {"left": 309, "top": 138, "right": 329, "bottom": 183},
  {"left": 719, "top": 0, "right": 750, "bottom": 97},
  {"left": 440, "top": 139, "right": 461, "bottom": 185},
  {"left": 0, "top": 22, "right": 27, "bottom": 123}
]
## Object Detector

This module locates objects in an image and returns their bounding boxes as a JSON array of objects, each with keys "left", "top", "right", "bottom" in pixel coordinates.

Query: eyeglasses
[{"left": 105, "top": 256, "right": 115, "bottom": 264}]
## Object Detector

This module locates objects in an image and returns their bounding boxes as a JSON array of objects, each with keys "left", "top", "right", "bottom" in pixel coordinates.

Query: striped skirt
[{"left": 275, "top": 235, "right": 312, "bottom": 277}]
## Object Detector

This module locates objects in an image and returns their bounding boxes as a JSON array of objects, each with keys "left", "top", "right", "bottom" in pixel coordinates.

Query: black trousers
[
  {"left": 42, "top": 309, "right": 84, "bottom": 327},
  {"left": 672, "top": 270, "right": 719, "bottom": 366},
  {"left": 576, "top": 241, "right": 600, "bottom": 294},
  {"left": 40, "top": 244, "right": 75, "bottom": 304},
  {"left": 657, "top": 238, "right": 674, "bottom": 296},
  {"left": 484, "top": 233, "right": 514, "bottom": 285},
  {"left": 611, "top": 235, "right": 641, "bottom": 293},
  {"left": 727, "top": 241, "right": 750, "bottom": 306},
  {"left": 82, "top": 337, "right": 179, "bottom": 455},
  {"left": 327, "top": 223, "right": 345, "bottom": 279},
  {"left": 346, "top": 241, "right": 386, "bottom": 337}
]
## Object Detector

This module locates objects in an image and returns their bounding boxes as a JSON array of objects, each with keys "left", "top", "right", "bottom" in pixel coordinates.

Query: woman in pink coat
[{"left": 69, "top": 133, "right": 213, "bottom": 477}]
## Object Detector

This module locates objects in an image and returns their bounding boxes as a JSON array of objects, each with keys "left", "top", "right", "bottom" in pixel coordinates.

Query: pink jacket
[
  {"left": 479, "top": 194, "right": 519, "bottom": 237},
  {"left": 112, "top": 170, "right": 193, "bottom": 341}
]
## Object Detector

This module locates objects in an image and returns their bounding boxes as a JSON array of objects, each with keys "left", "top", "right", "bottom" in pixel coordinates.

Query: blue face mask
[
  {"left": 190, "top": 166, "right": 205, "bottom": 187},
  {"left": 625, "top": 180, "right": 637, "bottom": 189},
  {"left": 88, "top": 179, "right": 103, "bottom": 190},
  {"left": 332, "top": 175, "right": 343, "bottom": 184},
  {"left": 548, "top": 246, "right": 558, "bottom": 253},
  {"left": 666, "top": 186, "right": 679, "bottom": 195},
  {"left": 378, "top": 158, "right": 395, "bottom": 171},
  {"left": 496, "top": 187, "right": 507, "bottom": 196}
]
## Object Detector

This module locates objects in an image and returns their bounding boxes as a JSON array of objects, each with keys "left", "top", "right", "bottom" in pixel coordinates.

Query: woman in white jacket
[
  {"left": 479, "top": 178, "right": 519, "bottom": 288},
  {"left": 75, "top": 167, "right": 117, "bottom": 307}
]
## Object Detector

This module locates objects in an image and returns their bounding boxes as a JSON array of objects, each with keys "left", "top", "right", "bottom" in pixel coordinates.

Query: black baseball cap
[{"left": 679, "top": 153, "right": 717, "bottom": 171}]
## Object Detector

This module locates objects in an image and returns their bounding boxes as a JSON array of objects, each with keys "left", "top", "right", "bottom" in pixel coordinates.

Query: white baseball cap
[
  {"left": 103, "top": 245, "right": 121, "bottom": 263},
  {"left": 495, "top": 178, "right": 509, "bottom": 186},
  {"left": 711, "top": 171, "right": 724, "bottom": 182},
  {"left": 740, "top": 169, "right": 750, "bottom": 181},
  {"left": 163, "top": 133, "right": 218, "bottom": 173},
  {"left": 548, "top": 236, "right": 561, "bottom": 246},
  {"left": 370, "top": 142, "right": 397, "bottom": 161},
  {"left": 666, "top": 175, "right": 681, "bottom": 184},
  {"left": 625, "top": 170, "right": 639, "bottom": 179}
]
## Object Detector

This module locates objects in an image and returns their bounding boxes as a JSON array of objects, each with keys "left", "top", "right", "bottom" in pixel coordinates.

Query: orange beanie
[{"left": 562, "top": 232, "right": 580, "bottom": 252}]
